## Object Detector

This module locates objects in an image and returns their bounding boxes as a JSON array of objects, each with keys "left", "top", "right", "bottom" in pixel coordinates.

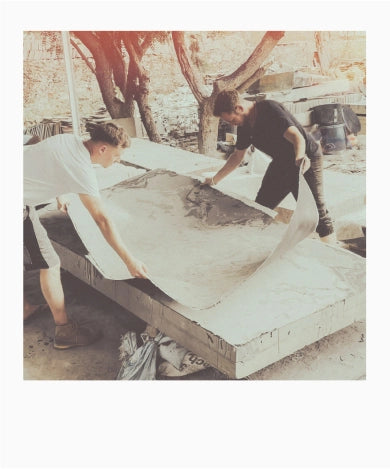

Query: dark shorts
[{"left": 23, "top": 205, "right": 60, "bottom": 270}]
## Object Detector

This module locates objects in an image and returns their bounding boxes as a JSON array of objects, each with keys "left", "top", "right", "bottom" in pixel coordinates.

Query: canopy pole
[{"left": 61, "top": 31, "right": 81, "bottom": 136}]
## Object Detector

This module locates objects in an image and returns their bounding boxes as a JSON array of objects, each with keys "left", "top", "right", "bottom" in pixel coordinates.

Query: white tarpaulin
[{"left": 64, "top": 167, "right": 318, "bottom": 309}]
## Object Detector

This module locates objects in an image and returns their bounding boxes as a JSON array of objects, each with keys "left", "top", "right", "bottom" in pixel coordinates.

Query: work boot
[{"left": 54, "top": 319, "right": 103, "bottom": 350}]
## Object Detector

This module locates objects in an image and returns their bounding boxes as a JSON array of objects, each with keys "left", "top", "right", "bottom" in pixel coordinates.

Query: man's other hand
[
  {"left": 201, "top": 177, "right": 215, "bottom": 186},
  {"left": 295, "top": 155, "right": 311, "bottom": 173},
  {"left": 127, "top": 257, "right": 148, "bottom": 279},
  {"left": 56, "top": 196, "right": 70, "bottom": 213}
]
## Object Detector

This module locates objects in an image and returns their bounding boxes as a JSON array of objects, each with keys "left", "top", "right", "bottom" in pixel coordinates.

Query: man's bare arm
[
  {"left": 283, "top": 126, "right": 310, "bottom": 172},
  {"left": 202, "top": 148, "right": 248, "bottom": 186},
  {"left": 78, "top": 193, "right": 148, "bottom": 278}
]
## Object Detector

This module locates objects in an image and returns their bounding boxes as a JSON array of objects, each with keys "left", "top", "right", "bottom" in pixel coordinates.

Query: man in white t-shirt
[{"left": 24, "top": 122, "right": 148, "bottom": 349}]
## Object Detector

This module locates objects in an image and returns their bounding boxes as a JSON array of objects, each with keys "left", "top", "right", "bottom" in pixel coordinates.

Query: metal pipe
[{"left": 61, "top": 31, "right": 81, "bottom": 136}]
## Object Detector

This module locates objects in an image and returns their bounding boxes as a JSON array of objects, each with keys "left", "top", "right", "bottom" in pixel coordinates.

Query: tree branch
[
  {"left": 139, "top": 32, "right": 154, "bottom": 57},
  {"left": 70, "top": 37, "right": 96, "bottom": 75},
  {"left": 95, "top": 31, "right": 127, "bottom": 92},
  {"left": 72, "top": 31, "right": 123, "bottom": 116},
  {"left": 122, "top": 33, "right": 161, "bottom": 142},
  {"left": 236, "top": 61, "right": 272, "bottom": 93},
  {"left": 122, "top": 34, "right": 143, "bottom": 78},
  {"left": 171, "top": 31, "right": 209, "bottom": 103},
  {"left": 215, "top": 31, "right": 284, "bottom": 92}
]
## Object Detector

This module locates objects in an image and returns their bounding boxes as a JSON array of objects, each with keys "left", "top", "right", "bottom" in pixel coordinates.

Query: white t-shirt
[{"left": 24, "top": 133, "right": 100, "bottom": 206}]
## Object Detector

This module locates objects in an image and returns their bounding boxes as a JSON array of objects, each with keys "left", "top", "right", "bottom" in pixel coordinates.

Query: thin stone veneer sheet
[{"left": 65, "top": 167, "right": 318, "bottom": 309}]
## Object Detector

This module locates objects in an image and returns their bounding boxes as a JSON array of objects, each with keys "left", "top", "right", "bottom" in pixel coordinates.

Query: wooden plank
[
  {"left": 283, "top": 93, "right": 365, "bottom": 115},
  {"left": 245, "top": 93, "right": 365, "bottom": 115},
  {"left": 247, "top": 71, "right": 294, "bottom": 93},
  {"left": 264, "top": 79, "right": 352, "bottom": 103},
  {"left": 349, "top": 104, "right": 366, "bottom": 115}
]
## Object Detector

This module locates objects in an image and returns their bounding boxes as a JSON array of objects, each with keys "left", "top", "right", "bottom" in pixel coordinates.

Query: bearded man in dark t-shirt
[{"left": 204, "top": 89, "right": 335, "bottom": 241}]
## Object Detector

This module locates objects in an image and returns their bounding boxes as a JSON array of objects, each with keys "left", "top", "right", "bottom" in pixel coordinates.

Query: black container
[
  {"left": 312, "top": 103, "right": 344, "bottom": 126},
  {"left": 341, "top": 105, "right": 361, "bottom": 134},
  {"left": 319, "top": 124, "right": 347, "bottom": 154}
]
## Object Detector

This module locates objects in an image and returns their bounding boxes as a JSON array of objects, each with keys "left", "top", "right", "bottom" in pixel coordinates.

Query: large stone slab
[{"left": 122, "top": 138, "right": 224, "bottom": 175}]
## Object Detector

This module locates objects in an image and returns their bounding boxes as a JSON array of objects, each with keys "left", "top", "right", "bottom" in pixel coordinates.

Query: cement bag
[{"left": 158, "top": 351, "right": 210, "bottom": 377}]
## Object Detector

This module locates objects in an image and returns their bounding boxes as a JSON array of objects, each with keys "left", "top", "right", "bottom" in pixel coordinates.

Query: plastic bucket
[{"left": 319, "top": 124, "right": 347, "bottom": 154}]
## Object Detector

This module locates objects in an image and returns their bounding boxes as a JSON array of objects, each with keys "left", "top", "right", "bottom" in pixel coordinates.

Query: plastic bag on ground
[
  {"left": 117, "top": 331, "right": 161, "bottom": 380},
  {"left": 117, "top": 330, "right": 209, "bottom": 380}
]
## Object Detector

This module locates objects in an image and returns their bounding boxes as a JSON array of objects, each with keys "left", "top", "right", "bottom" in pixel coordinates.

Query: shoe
[{"left": 54, "top": 319, "right": 103, "bottom": 350}]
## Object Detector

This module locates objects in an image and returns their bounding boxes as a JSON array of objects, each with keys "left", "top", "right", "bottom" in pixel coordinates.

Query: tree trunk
[
  {"left": 172, "top": 31, "right": 208, "bottom": 103},
  {"left": 198, "top": 98, "right": 219, "bottom": 155},
  {"left": 135, "top": 75, "right": 162, "bottom": 143},
  {"left": 123, "top": 34, "right": 162, "bottom": 143}
]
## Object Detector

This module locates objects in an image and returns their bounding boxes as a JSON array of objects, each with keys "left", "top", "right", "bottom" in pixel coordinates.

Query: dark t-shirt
[{"left": 236, "top": 100, "right": 319, "bottom": 163}]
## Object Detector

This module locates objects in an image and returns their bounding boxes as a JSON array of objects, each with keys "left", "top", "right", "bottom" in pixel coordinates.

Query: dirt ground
[{"left": 23, "top": 266, "right": 365, "bottom": 381}]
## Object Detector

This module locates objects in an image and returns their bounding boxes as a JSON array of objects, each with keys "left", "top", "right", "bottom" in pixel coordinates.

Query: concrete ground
[{"left": 24, "top": 265, "right": 366, "bottom": 381}]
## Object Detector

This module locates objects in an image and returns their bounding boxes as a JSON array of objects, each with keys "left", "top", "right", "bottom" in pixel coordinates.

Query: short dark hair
[
  {"left": 88, "top": 122, "right": 130, "bottom": 148},
  {"left": 213, "top": 89, "right": 241, "bottom": 117}
]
